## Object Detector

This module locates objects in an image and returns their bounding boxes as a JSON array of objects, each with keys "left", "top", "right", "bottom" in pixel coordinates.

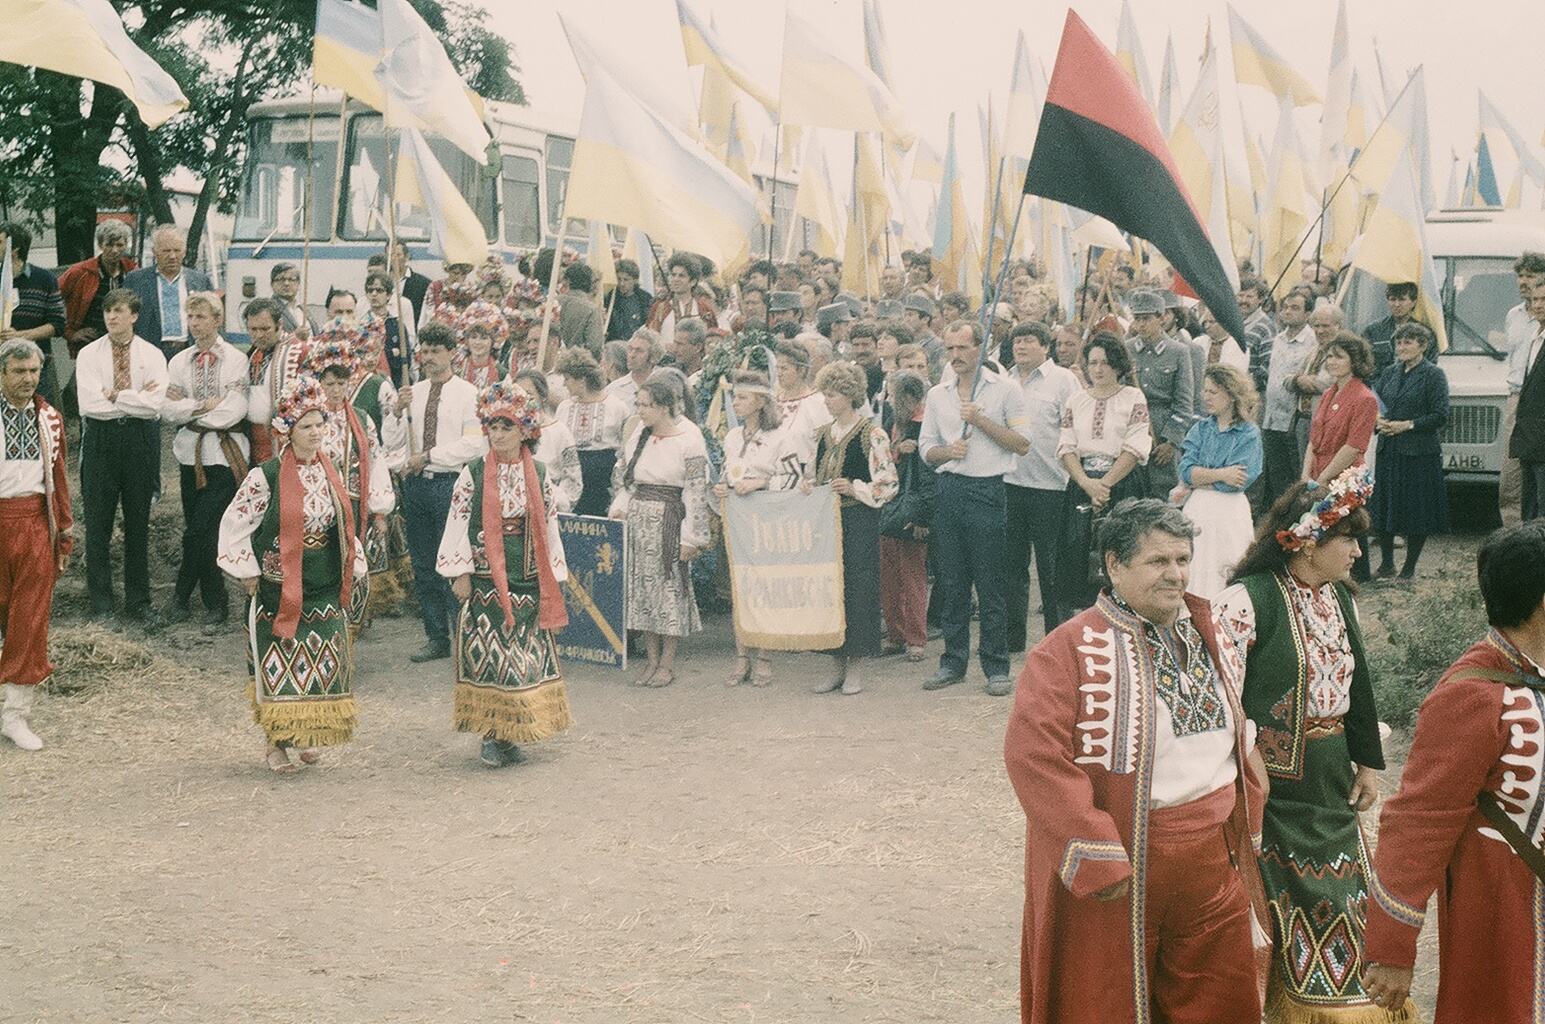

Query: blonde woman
[{"left": 1174, "top": 364, "right": 1263, "bottom": 599}]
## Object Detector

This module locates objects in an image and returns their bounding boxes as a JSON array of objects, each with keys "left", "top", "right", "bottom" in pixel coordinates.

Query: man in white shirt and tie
[
  {"left": 391, "top": 321, "right": 486, "bottom": 662},
  {"left": 75, "top": 288, "right": 168, "bottom": 626}
]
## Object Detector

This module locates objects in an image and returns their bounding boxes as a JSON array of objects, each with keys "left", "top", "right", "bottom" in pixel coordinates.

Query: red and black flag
[{"left": 1024, "top": 10, "right": 1247, "bottom": 342}]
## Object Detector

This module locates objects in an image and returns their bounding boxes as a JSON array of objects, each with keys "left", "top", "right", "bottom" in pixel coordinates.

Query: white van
[{"left": 1340, "top": 208, "right": 1545, "bottom": 484}]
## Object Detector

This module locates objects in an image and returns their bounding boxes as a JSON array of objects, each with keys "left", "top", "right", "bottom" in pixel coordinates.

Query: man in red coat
[
  {"left": 57, "top": 220, "right": 138, "bottom": 356},
  {"left": 0, "top": 339, "right": 73, "bottom": 751},
  {"left": 1005, "top": 498, "right": 1269, "bottom": 1024},
  {"left": 1363, "top": 521, "right": 1545, "bottom": 1020}
]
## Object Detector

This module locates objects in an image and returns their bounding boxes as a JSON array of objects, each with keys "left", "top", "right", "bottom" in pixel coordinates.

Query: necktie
[
  {"left": 111, "top": 342, "right": 132, "bottom": 393},
  {"left": 421, "top": 378, "right": 444, "bottom": 464}
]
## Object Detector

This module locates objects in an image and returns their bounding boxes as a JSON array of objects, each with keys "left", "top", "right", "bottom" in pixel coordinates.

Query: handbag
[{"left": 880, "top": 447, "right": 929, "bottom": 539}]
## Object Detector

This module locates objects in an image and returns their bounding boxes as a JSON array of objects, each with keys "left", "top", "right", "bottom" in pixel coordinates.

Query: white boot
[{"left": 1, "top": 683, "right": 43, "bottom": 751}]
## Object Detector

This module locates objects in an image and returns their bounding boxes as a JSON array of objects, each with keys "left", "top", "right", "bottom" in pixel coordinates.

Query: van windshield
[{"left": 1447, "top": 257, "right": 1516, "bottom": 358}]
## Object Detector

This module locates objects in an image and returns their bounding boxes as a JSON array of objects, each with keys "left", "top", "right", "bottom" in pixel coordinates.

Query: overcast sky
[{"left": 474, "top": 0, "right": 1540, "bottom": 211}]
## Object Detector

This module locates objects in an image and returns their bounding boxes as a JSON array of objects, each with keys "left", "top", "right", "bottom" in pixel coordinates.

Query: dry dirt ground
[{"left": 1, "top": 454, "right": 1481, "bottom": 1023}]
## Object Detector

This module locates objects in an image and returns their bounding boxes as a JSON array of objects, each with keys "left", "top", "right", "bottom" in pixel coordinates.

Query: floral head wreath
[
  {"left": 476, "top": 257, "right": 510, "bottom": 295},
  {"left": 458, "top": 299, "right": 511, "bottom": 344},
  {"left": 1275, "top": 465, "right": 1374, "bottom": 552},
  {"left": 444, "top": 278, "right": 480, "bottom": 308},
  {"left": 272, "top": 375, "right": 330, "bottom": 433},
  {"left": 354, "top": 311, "right": 387, "bottom": 353},
  {"left": 509, "top": 278, "right": 545, "bottom": 307},
  {"left": 305, "top": 319, "right": 365, "bottom": 377},
  {"left": 478, "top": 380, "right": 541, "bottom": 439},
  {"left": 507, "top": 298, "right": 560, "bottom": 339}
]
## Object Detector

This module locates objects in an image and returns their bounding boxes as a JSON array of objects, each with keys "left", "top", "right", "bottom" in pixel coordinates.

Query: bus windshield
[
  {"left": 341, "top": 113, "right": 497, "bottom": 243},
  {"left": 233, "top": 116, "right": 339, "bottom": 242}
]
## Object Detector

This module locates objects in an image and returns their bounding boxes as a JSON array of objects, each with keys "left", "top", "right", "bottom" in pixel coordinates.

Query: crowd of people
[{"left": 5, "top": 220, "right": 1545, "bottom": 1022}]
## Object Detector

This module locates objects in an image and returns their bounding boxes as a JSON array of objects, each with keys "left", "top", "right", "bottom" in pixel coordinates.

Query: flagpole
[
  {"left": 382, "top": 124, "right": 417, "bottom": 459},
  {"left": 536, "top": 201, "right": 571, "bottom": 374},
  {"left": 960, "top": 191, "right": 1029, "bottom": 441},
  {"left": 768, "top": 123, "right": 782, "bottom": 261},
  {"left": 981, "top": 155, "right": 1007, "bottom": 302},
  {"left": 1313, "top": 188, "right": 1328, "bottom": 284},
  {"left": 302, "top": 80, "right": 318, "bottom": 309}
]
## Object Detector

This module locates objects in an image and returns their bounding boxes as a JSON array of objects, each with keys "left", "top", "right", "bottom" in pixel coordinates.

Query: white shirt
[
  {"left": 1261, "top": 325, "right": 1317, "bottom": 432},
  {"left": 1148, "top": 603, "right": 1240, "bottom": 809},
  {"left": 156, "top": 271, "right": 190, "bottom": 344},
  {"left": 246, "top": 337, "right": 310, "bottom": 430},
  {"left": 604, "top": 373, "right": 643, "bottom": 414},
  {"left": 386, "top": 374, "right": 486, "bottom": 475},
  {"left": 919, "top": 367, "right": 1032, "bottom": 478},
  {"left": 76, "top": 334, "right": 168, "bottom": 422},
  {"left": 555, "top": 393, "right": 630, "bottom": 450},
  {"left": 162, "top": 338, "right": 250, "bottom": 467},
  {"left": 1508, "top": 303, "right": 1543, "bottom": 394},
  {"left": 1006, "top": 360, "right": 1080, "bottom": 490}
]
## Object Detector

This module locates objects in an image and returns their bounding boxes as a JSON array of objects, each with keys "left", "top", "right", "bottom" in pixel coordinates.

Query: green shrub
[{"left": 1365, "top": 572, "right": 1487, "bottom": 727}]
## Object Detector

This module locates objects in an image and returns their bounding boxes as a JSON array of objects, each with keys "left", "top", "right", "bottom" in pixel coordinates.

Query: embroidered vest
[
  {"left": 1238, "top": 572, "right": 1384, "bottom": 779},
  {"left": 465, "top": 456, "right": 545, "bottom": 583},
  {"left": 252, "top": 458, "right": 347, "bottom": 591}
]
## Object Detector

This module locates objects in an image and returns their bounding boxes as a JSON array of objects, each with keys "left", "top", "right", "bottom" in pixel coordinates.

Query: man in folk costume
[
  {"left": 1363, "top": 521, "right": 1545, "bottom": 1021},
  {"left": 390, "top": 321, "right": 486, "bottom": 664},
  {"left": 162, "top": 291, "right": 250, "bottom": 628},
  {"left": 645, "top": 253, "right": 716, "bottom": 348},
  {"left": 243, "top": 298, "right": 310, "bottom": 465},
  {"left": 75, "top": 287, "right": 168, "bottom": 626},
  {"left": 437, "top": 382, "right": 572, "bottom": 768},
  {"left": 1005, "top": 498, "right": 1270, "bottom": 1024},
  {"left": 0, "top": 339, "right": 72, "bottom": 751},
  {"left": 217, "top": 376, "right": 367, "bottom": 775},
  {"left": 307, "top": 326, "right": 396, "bottom": 639}
]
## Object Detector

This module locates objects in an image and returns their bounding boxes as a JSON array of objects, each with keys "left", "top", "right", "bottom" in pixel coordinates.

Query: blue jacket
[
  {"left": 123, "top": 265, "right": 214, "bottom": 359},
  {"left": 1372, "top": 358, "right": 1448, "bottom": 458}
]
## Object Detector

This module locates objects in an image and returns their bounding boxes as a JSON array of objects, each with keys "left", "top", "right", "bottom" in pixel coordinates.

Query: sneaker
[
  {"left": 410, "top": 641, "right": 451, "bottom": 663},
  {"left": 922, "top": 667, "right": 965, "bottom": 691},
  {"left": 984, "top": 675, "right": 1015, "bottom": 697}
]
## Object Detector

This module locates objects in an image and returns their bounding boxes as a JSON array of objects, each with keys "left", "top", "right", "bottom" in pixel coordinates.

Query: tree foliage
[{"left": 0, "top": 0, "right": 523, "bottom": 266}]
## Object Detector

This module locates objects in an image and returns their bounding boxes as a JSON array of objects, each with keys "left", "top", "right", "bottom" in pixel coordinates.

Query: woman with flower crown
[
  {"left": 217, "top": 376, "right": 369, "bottom": 775},
  {"left": 436, "top": 381, "right": 572, "bottom": 768},
  {"left": 1213, "top": 466, "right": 1413, "bottom": 1022}
]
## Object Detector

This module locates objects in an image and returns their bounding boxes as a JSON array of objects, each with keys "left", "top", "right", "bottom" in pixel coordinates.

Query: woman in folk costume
[
  {"left": 307, "top": 330, "right": 395, "bottom": 637},
  {"left": 772, "top": 337, "right": 832, "bottom": 470},
  {"left": 554, "top": 348, "right": 629, "bottom": 517},
  {"left": 514, "top": 368, "right": 582, "bottom": 514},
  {"left": 436, "top": 382, "right": 572, "bottom": 768},
  {"left": 347, "top": 313, "right": 400, "bottom": 434},
  {"left": 609, "top": 377, "right": 712, "bottom": 687},
  {"left": 218, "top": 377, "right": 367, "bottom": 775},
  {"left": 801, "top": 362, "right": 898, "bottom": 696},
  {"left": 715, "top": 370, "right": 801, "bottom": 688},
  {"left": 1213, "top": 467, "right": 1415, "bottom": 1022},
  {"left": 456, "top": 300, "right": 510, "bottom": 390}
]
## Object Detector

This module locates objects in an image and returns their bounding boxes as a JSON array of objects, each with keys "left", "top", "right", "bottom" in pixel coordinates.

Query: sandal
[
  {"left": 266, "top": 747, "right": 303, "bottom": 774},
  {"left": 633, "top": 663, "right": 659, "bottom": 687},
  {"left": 905, "top": 645, "right": 925, "bottom": 663},
  {"left": 752, "top": 655, "right": 774, "bottom": 687},
  {"left": 725, "top": 655, "right": 751, "bottom": 687},
  {"left": 646, "top": 669, "right": 676, "bottom": 688},
  {"left": 879, "top": 640, "right": 906, "bottom": 658},
  {"left": 297, "top": 748, "right": 321, "bottom": 765}
]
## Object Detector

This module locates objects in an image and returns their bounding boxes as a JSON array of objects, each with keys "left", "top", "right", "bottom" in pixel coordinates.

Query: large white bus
[{"left": 223, "top": 90, "right": 805, "bottom": 343}]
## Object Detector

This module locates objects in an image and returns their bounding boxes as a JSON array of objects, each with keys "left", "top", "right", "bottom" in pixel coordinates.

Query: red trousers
[
  {"left": 0, "top": 495, "right": 59, "bottom": 686},
  {"left": 1143, "top": 785, "right": 1261, "bottom": 1024},
  {"left": 880, "top": 536, "right": 927, "bottom": 647}
]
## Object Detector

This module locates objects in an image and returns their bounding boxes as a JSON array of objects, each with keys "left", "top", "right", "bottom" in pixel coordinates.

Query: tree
[{"left": 0, "top": 0, "right": 523, "bottom": 267}]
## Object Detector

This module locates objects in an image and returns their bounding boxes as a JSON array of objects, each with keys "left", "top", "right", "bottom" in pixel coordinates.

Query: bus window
[
  {"left": 501, "top": 154, "right": 540, "bottom": 248},
  {"left": 342, "top": 113, "right": 496, "bottom": 242},
  {"left": 545, "top": 136, "right": 580, "bottom": 236},
  {"left": 233, "top": 116, "right": 338, "bottom": 242}
]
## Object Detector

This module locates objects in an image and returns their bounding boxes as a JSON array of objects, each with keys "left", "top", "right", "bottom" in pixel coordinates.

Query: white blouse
[
  {"left": 1214, "top": 577, "right": 1358, "bottom": 719},
  {"left": 609, "top": 423, "right": 712, "bottom": 550},
  {"left": 436, "top": 460, "right": 568, "bottom": 581},
  {"left": 217, "top": 461, "right": 369, "bottom": 579},
  {"left": 776, "top": 389, "right": 833, "bottom": 468},
  {"left": 555, "top": 393, "right": 630, "bottom": 451},
  {"left": 1057, "top": 385, "right": 1153, "bottom": 466},
  {"left": 321, "top": 410, "right": 396, "bottom": 516},
  {"left": 721, "top": 423, "right": 801, "bottom": 492},
  {"left": 534, "top": 418, "right": 583, "bottom": 513}
]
